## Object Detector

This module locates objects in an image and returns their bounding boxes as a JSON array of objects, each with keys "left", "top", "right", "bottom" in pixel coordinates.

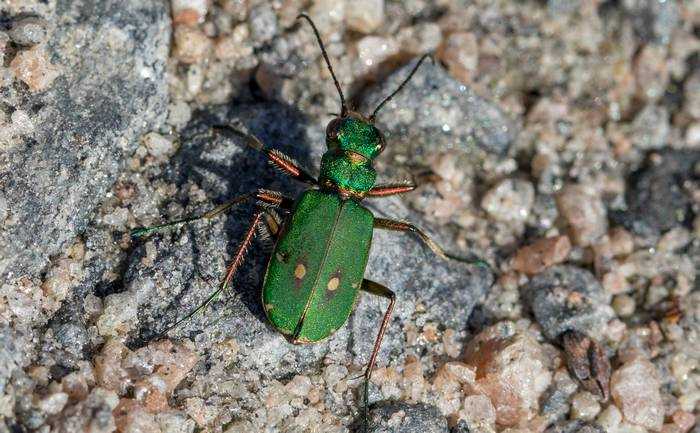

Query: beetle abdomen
[{"left": 262, "top": 189, "right": 374, "bottom": 343}]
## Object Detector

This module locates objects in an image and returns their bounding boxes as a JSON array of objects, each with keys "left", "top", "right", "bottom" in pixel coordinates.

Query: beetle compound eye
[
  {"left": 326, "top": 118, "right": 343, "bottom": 143},
  {"left": 375, "top": 130, "right": 386, "bottom": 155}
]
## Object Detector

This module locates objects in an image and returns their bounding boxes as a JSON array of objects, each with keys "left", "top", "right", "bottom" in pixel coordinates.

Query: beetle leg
[
  {"left": 219, "top": 209, "right": 265, "bottom": 293},
  {"left": 213, "top": 125, "right": 318, "bottom": 185},
  {"left": 366, "top": 181, "right": 416, "bottom": 197},
  {"left": 373, "top": 218, "right": 491, "bottom": 269},
  {"left": 257, "top": 208, "right": 285, "bottom": 253},
  {"left": 158, "top": 208, "right": 265, "bottom": 336},
  {"left": 360, "top": 279, "right": 396, "bottom": 380},
  {"left": 131, "top": 189, "right": 290, "bottom": 238},
  {"left": 358, "top": 279, "right": 396, "bottom": 433}
]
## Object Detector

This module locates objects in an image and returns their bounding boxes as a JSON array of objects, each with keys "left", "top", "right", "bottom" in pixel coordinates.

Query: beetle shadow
[{"left": 134, "top": 100, "right": 321, "bottom": 343}]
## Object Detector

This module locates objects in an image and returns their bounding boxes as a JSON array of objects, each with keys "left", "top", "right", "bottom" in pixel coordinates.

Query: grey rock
[
  {"left": 614, "top": 150, "right": 700, "bottom": 237},
  {"left": 362, "top": 62, "right": 519, "bottom": 159},
  {"left": 540, "top": 377, "right": 577, "bottom": 425},
  {"left": 629, "top": 105, "right": 670, "bottom": 151},
  {"left": 623, "top": 0, "right": 680, "bottom": 45},
  {"left": 354, "top": 195, "right": 492, "bottom": 367},
  {"left": 125, "top": 102, "right": 491, "bottom": 377},
  {"left": 0, "top": 324, "right": 33, "bottom": 395},
  {"left": 367, "top": 401, "right": 448, "bottom": 433},
  {"left": 249, "top": 3, "right": 278, "bottom": 44},
  {"left": 547, "top": 0, "right": 581, "bottom": 15},
  {"left": 0, "top": 0, "right": 170, "bottom": 281},
  {"left": 8, "top": 16, "right": 48, "bottom": 46},
  {"left": 523, "top": 266, "right": 613, "bottom": 340},
  {"left": 545, "top": 420, "right": 605, "bottom": 433}
]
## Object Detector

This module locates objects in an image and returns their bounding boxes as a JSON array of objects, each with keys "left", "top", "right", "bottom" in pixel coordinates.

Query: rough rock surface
[
  {"left": 524, "top": 266, "right": 614, "bottom": 341},
  {"left": 615, "top": 150, "right": 700, "bottom": 238},
  {"left": 367, "top": 401, "right": 449, "bottom": 433},
  {"left": 0, "top": 0, "right": 170, "bottom": 281},
  {"left": 362, "top": 61, "right": 519, "bottom": 160}
]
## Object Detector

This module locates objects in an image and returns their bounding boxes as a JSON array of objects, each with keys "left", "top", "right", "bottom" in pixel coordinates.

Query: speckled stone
[
  {"left": 361, "top": 62, "right": 519, "bottom": 158},
  {"left": 524, "top": 266, "right": 614, "bottom": 340},
  {"left": 614, "top": 150, "right": 700, "bottom": 237},
  {"left": 367, "top": 401, "right": 448, "bottom": 433}
]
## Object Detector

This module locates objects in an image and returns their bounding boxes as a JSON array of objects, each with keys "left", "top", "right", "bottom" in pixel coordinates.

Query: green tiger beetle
[{"left": 132, "top": 13, "right": 489, "bottom": 431}]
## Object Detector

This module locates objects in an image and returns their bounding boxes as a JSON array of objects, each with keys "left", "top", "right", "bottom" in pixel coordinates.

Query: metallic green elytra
[{"left": 262, "top": 190, "right": 373, "bottom": 343}]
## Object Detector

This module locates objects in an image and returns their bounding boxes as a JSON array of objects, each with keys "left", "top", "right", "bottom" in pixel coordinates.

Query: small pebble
[
  {"left": 525, "top": 266, "right": 613, "bottom": 340},
  {"left": 596, "top": 404, "right": 622, "bottom": 431},
  {"left": 249, "top": 3, "right": 278, "bottom": 44},
  {"left": 481, "top": 179, "right": 535, "bottom": 223},
  {"left": 8, "top": 17, "right": 48, "bottom": 46},
  {"left": 570, "top": 391, "right": 601, "bottom": 421},
  {"left": 512, "top": 235, "right": 571, "bottom": 275},
  {"left": 345, "top": 0, "right": 385, "bottom": 34},
  {"left": 172, "top": 25, "right": 212, "bottom": 64},
  {"left": 96, "top": 291, "right": 138, "bottom": 337},
  {"left": 285, "top": 375, "right": 312, "bottom": 398},
  {"left": 461, "top": 394, "right": 496, "bottom": 431},
  {"left": 612, "top": 294, "right": 635, "bottom": 318},
  {"left": 556, "top": 184, "right": 607, "bottom": 247},
  {"left": 629, "top": 105, "right": 670, "bottom": 150},
  {"left": 214, "top": 24, "right": 252, "bottom": 61},
  {"left": 166, "top": 100, "right": 192, "bottom": 130},
  {"left": 397, "top": 23, "right": 442, "bottom": 54},
  {"left": 355, "top": 36, "right": 399, "bottom": 76},
  {"left": 142, "top": 132, "right": 176, "bottom": 160},
  {"left": 308, "top": 0, "right": 346, "bottom": 35},
  {"left": 671, "top": 410, "right": 695, "bottom": 432},
  {"left": 463, "top": 322, "right": 552, "bottom": 427},
  {"left": 439, "top": 32, "right": 479, "bottom": 83},
  {"left": 38, "top": 392, "right": 69, "bottom": 415},
  {"left": 171, "top": 0, "right": 208, "bottom": 26},
  {"left": 610, "top": 357, "right": 664, "bottom": 431},
  {"left": 10, "top": 45, "right": 61, "bottom": 92}
]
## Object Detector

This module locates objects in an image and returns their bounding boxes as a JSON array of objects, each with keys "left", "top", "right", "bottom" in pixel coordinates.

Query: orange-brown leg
[
  {"left": 359, "top": 279, "right": 396, "bottom": 432},
  {"left": 213, "top": 125, "right": 318, "bottom": 185},
  {"left": 373, "top": 218, "right": 491, "bottom": 269},
  {"left": 131, "top": 189, "right": 290, "bottom": 239},
  {"left": 158, "top": 209, "right": 265, "bottom": 336},
  {"left": 367, "top": 182, "right": 416, "bottom": 197},
  {"left": 152, "top": 193, "right": 293, "bottom": 336}
]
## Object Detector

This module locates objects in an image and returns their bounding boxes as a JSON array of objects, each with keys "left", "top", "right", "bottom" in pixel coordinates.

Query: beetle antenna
[
  {"left": 297, "top": 13, "right": 348, "bottom": 117},
  {"left": 369, "top": 54, "right": 433, "bottom": 122}
]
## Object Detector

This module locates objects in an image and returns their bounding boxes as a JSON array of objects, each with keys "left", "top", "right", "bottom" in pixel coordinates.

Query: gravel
[{"left": 3, "top": 0, "right": 699, "bottom": 432}]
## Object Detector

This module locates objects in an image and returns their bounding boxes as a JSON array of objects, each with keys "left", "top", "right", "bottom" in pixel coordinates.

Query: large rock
[
  {"left": 361, "top": 62, "right": 519, "bottom": 160},
  {"left": 0, "top": 0, "right": 170, "bottom": 281},
  {"left": 367, "top": 401, "right": 449, "bottom": 433},
  {"left": 523, "top": 266, "right": 614, "bottom": 341},
  {"left": 614, "top": 150, "right": 700, "bottom": 238}
]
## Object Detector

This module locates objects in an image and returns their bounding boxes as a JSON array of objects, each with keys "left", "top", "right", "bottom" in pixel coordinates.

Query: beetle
[{"left": 132, "top": 13, "right": 488, "bottom": 428}]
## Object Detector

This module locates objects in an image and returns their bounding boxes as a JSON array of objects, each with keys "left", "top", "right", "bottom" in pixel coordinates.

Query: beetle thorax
[{"left": 319, "top": 151, "right": 377, "bottom": 195}]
